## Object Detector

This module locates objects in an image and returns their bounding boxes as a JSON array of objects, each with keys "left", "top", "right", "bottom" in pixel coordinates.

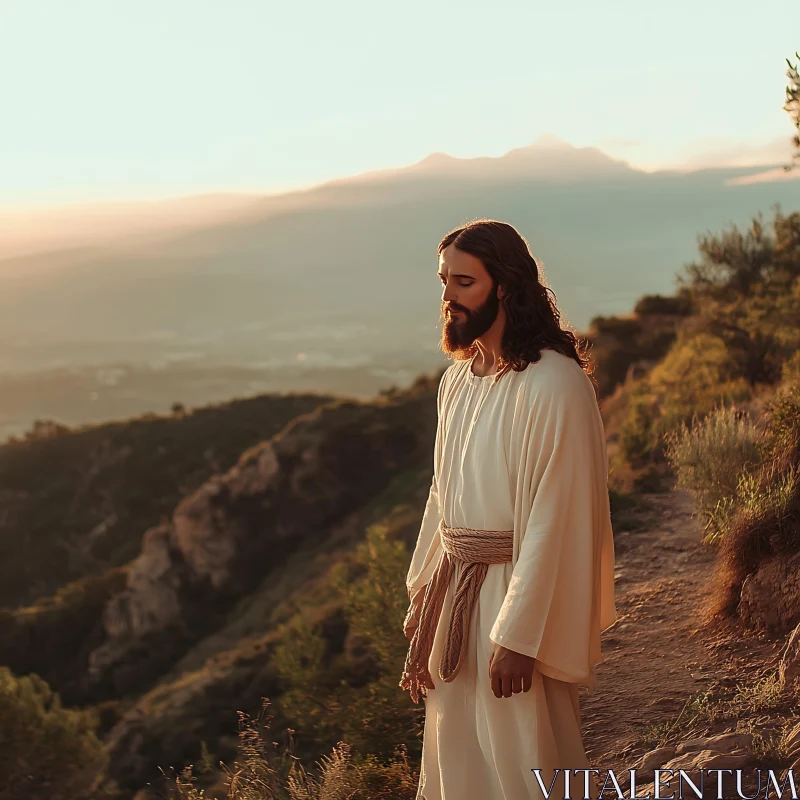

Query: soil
[{"left": 581, "top": 488, "right": 790, "bottom": 773}]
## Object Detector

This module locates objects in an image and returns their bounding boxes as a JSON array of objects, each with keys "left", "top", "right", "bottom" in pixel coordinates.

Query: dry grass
[
  {"left": 712, "top": 385, "right": 800, "bottom": 619},
  {"left": 164, "top": 699, "right": 418, "bottom": 800},
  {"left": 664, "top": 403, "right": 762, "bottom": 544},
  {"left": 633, "top": 667, "right": 800, "bottom": 757}
]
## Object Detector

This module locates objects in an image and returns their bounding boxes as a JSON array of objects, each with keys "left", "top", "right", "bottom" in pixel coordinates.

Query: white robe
[{"left": 406, "top": 347, "right": 617, "bottom": 800}]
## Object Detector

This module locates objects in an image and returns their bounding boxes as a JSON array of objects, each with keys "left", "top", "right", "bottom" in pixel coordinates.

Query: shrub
[
  {"left": 781, "top": 350, "right": 800, "bottom": 385},
  {"left": 664, "top": 404, "right": 762, "bottom": 543},
  {"left": 618, "top": 332, "right": 752, "bottom": 467},
  {"left": 270, "top": 522, "right": 423, "bottom": 761},
  {"left": 711, "top": 384, "right": 800, "bottom": 618},
  {"left": 633, "top": 293, "right": 694, "bottom": 317},
  {"left": 0, "top": 667, "right": 111, "bottom": 800}
]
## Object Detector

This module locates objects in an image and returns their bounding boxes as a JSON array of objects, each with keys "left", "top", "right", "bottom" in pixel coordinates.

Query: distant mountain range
[{"left": 0, "top": 136, "right": 797, "bottom": 439}]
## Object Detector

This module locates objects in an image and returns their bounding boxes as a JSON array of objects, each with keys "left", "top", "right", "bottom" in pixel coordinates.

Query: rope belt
[{"left": 399, "top": 519, "right": 514, "bottom": 703}]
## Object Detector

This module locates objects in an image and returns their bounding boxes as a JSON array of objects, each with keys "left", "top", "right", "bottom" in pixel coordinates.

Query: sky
[{"left": 1, "top": 0, "right": 798, "bottom": 209}]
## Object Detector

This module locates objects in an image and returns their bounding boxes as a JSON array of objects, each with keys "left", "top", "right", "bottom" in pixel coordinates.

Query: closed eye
[{"left": 440, "top": 278, "right": 473, "bottom": 287}]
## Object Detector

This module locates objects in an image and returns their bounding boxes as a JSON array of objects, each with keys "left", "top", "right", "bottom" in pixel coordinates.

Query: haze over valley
[{"left": 2, "top": 134, "right": 798, "bottom": 441}]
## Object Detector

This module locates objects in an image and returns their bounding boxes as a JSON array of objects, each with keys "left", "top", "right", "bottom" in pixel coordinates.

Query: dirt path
[{"left": 580, "top": 488, "right": 787, "bottom": 771}]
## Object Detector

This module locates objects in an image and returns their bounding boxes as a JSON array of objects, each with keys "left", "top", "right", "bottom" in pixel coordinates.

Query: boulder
[
  {"left": 675, "top": 732, "right": 754, "bottom": 755},
  {"left": 690, "top": 749, "right": 755, "bottom": 770},
  {"left": 663, "top": 753, "right": 704, "bottom": 771},
  {"left": 739, "top": 553, "right": 800, "bottom": 634},
  {"left": 636, "top": 745, "right": 677, "bottom": 781}
]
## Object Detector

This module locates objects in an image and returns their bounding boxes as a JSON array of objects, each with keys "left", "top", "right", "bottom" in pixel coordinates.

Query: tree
[
  {"left": 783, "top": 51, "right": 800, "bottom": 172},
  {"left": 0, "top": 667, "right": 112, "bottom": 799}
]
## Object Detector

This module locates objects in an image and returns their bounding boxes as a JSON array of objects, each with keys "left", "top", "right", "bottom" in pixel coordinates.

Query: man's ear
[{"left": 497, "top": 284, "right": 507, "bottom": 300}]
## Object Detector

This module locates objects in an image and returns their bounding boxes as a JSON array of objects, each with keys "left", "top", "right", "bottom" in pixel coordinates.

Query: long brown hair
[{"left": 438, "top": 218, "right": 596, "bottom": 386}]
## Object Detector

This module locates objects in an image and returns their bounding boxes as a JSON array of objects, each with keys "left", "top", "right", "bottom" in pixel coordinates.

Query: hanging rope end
[{"left": 399, "top": 662, "right": 433, "bottom": 704}]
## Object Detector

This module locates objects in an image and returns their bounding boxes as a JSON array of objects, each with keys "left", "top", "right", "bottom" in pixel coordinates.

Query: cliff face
[
  {"left": 0, "top": 392, "right": 331, "bottom": 610},
  {"left": 88, "top": 389, "right": 438, "bottom": 696}
]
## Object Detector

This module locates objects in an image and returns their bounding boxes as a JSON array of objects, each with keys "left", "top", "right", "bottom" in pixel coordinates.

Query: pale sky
[{"left": 1, "top": 0, "right": 798, "bottom": 208}]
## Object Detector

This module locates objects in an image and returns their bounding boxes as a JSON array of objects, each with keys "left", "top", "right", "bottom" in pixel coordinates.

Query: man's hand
[{"left": 488, "top": 642, "right": 535, "bottom": 698}]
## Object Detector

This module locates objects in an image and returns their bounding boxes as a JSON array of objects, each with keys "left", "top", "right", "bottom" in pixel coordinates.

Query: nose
[{"left": 442, "top": 282, "right": 459, "bottom": 306}]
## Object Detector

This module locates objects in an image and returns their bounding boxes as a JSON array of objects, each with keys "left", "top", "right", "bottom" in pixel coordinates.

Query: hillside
[
  {"left": 0, "top": 370, "right": 444, "bottom": 795},
  {"left": 0, "top": 392, "right": 334, "bottom": 610}
]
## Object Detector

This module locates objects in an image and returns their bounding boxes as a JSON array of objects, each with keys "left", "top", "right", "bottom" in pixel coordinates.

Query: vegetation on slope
[
  {"left": 602, "top": 207, "right": 800, "bottom": 485},
  {"left": 0, "top": 392, "right": 333, "bottom": 609}
]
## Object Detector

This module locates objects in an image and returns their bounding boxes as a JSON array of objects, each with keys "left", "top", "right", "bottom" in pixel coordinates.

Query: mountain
[{"left": 0, "top": 138, "right": 797, "bottom": 442}]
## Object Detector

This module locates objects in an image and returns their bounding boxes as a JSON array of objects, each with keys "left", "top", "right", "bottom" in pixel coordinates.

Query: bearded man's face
[{"left": 438, "top": 244, "right": 502, "bottom": 356}]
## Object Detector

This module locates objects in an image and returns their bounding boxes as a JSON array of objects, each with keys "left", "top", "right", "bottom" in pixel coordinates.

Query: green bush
[
  {"left": 632, "top": 292, "right": 694, "bottom": 317},
  {"left": 0, "top": 667, "right": 111, "bottom": 800},
  {"left": 618, "top": 332, "right": 752, "bottom": 467},
  {"left": 781, "top": 350, "right": 800, "bottom": 385},
  {"left": 617, "top": 209, "right": 800, "bottom": 472},
  {"left": 270, "top": 522, "right": 423, "bottom": 761}
]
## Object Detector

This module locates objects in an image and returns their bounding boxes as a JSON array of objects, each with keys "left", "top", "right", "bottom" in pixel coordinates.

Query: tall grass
[
  {"left": 711, "top": 385, "right": 800, "bottom": 619},
  {"left": 166, "top": 699, "right": 418, "bottom": 799},
  {"left": 664, "top": 403, "right": 762, "bottom": 544}
]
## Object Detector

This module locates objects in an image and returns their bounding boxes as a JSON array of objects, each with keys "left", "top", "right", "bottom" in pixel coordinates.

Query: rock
[
  {"left": 655, "top": 753, "right": 754, "bottom": 799},
  {"left": 87, "top": 396, "right": 432, "bottom": 690},
  {"left": 635, "top": 745, "right": 677, "bottom": 782},
  {"left": 675, "top": 732, "right": 754, "bottom": 755},
  {"left": 633, "top": 781, "right": 656, "bottom": 798},
  {"left": 675, "top": 737, "right": 711, "bottom": 755},
  {"left": 87, "top": 522, "right": 187, "bottom": 682},
  {"left": 663, "top": 752, "right": 704, "bottom": 771},
  {"left": 779, "top": 623, "right": 800, "bottom": 689},
  {"left": 103, "top": 524, "right": 183, "bottom": 639},
  {"left": 739, "top": 553, "right": 800, "bottom": 634},
  {"left": 655, "top": 767, "right": 704, "bottom": 796},
  {"left": 692, "top": 749, "right": 755, "bottom": 770},
  {"left": 171, "top": 476, "right": 239, "bottom": 589},
  {"left": 661, "top": 748, "right": 755, "bottom": 776}
]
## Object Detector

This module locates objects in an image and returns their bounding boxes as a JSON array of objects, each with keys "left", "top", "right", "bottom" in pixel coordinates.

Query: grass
[
  {"left": 632, "top": 670, "right": 799, "bottom": 755},
  {"left": 664, "top": 403, "right": 762, "bottom": 544},
  {"left": 162, "top": 698, "right": 420, "bottom": 800}
]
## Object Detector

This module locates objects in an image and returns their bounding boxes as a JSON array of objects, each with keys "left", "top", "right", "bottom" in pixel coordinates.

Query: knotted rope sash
[{"left": 399, "top": 519, "right": 514, "bottom": 703}]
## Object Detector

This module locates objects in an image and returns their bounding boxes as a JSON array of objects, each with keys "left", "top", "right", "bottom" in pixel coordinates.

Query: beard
[{"left": 439, "top": 283, "right": 501, "bottom": 357}]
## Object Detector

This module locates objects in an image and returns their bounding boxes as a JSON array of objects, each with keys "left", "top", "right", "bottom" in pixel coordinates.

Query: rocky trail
[{"left": 579, "top": 488, "right": 800, "bottom": 796}]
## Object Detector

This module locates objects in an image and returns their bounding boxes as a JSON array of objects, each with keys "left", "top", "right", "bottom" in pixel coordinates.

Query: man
[{"left": 399, "top": 219, "right": 617, "bottom": 800}]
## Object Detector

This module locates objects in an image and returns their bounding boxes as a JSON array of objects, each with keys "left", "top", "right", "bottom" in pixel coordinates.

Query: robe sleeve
[
  {"left": 488, "top": 360, "right": 617, "bottom": 691},
  {"left": 405, "top": 367, "right": 449, "bottom": 601}
]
